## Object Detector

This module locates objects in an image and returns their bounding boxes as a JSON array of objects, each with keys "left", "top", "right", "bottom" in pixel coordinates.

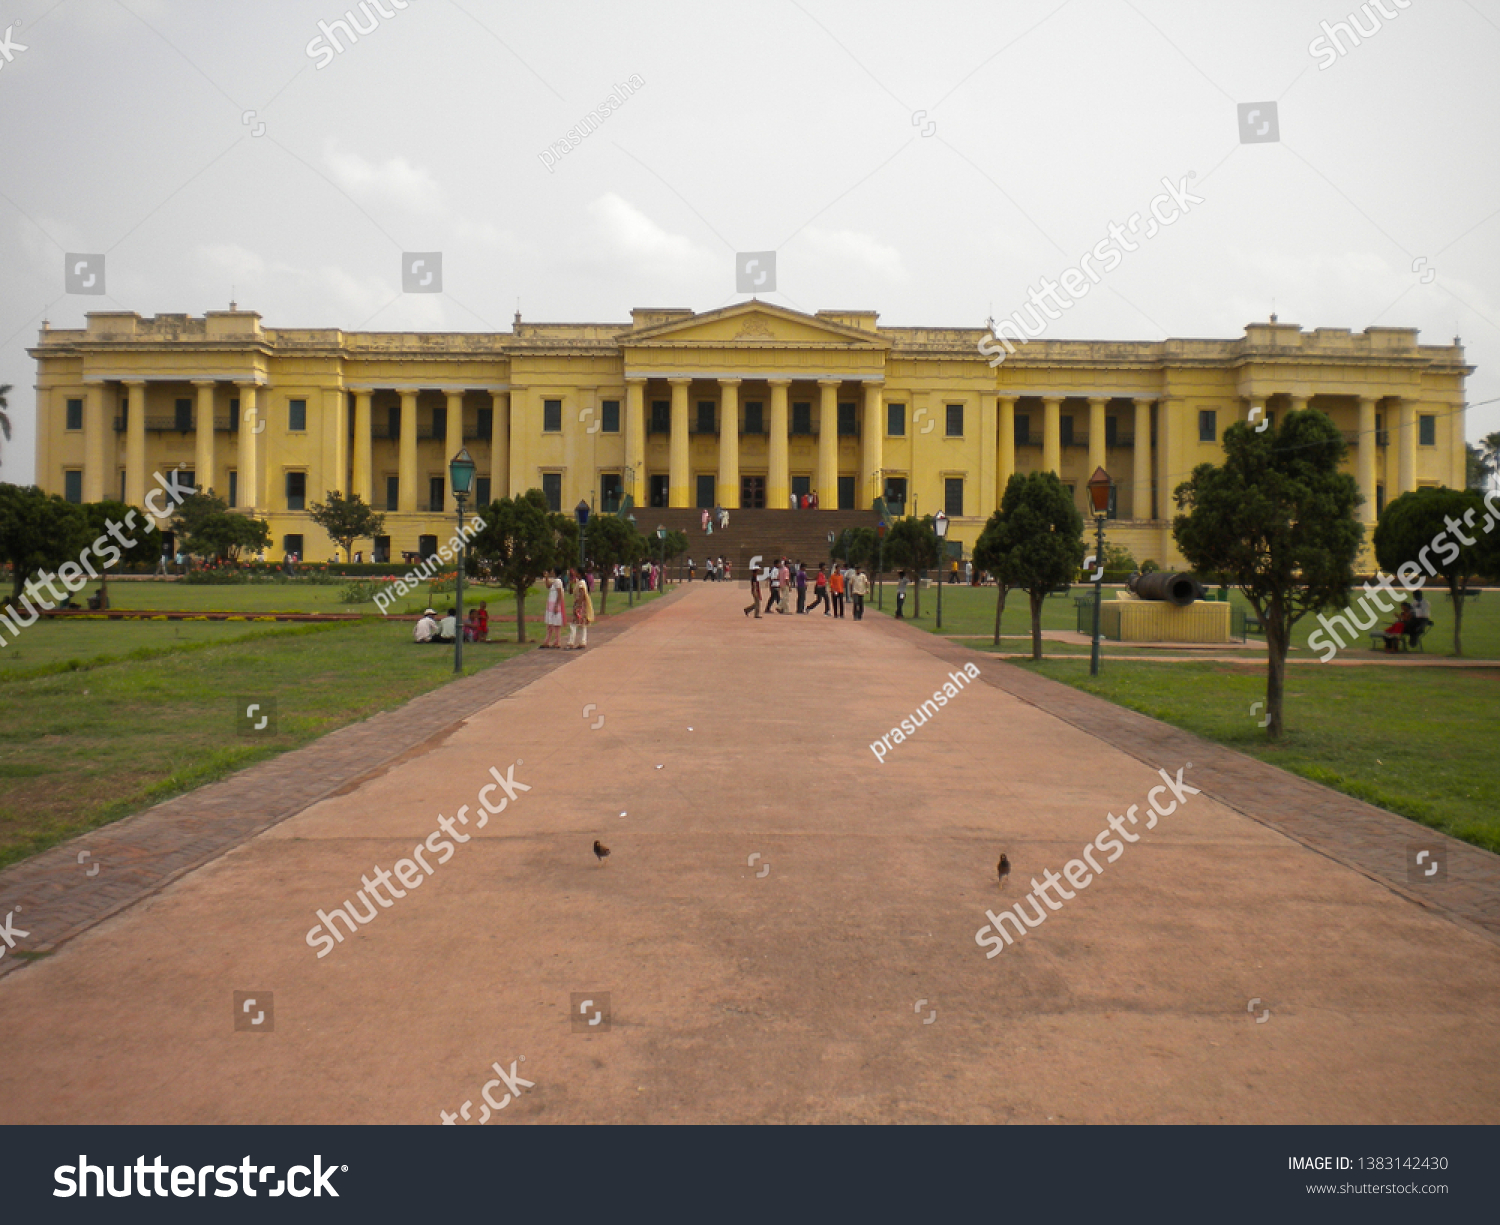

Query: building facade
[{"left": 30, "top": 301, "right": 1470, "bottom": 564}]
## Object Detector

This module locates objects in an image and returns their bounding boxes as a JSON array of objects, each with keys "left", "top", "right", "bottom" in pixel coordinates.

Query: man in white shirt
[
  {"left": 414, "top": 608, "right": 438, "bottom": 643},
  {"left": 1408, "top": 593, "right": 1433, "bottom": 644},
  {"left": 437, "top": 608, "right": 457, "bottom": 642}
]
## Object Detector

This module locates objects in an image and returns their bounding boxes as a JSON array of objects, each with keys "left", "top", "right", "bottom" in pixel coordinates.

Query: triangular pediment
[{"left": 624, "top": 301, "right": 888, "bottom": 349}]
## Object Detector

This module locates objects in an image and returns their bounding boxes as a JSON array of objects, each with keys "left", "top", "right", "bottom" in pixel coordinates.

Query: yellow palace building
[{"left": 30, "top": 301, "right": 1469, "bottom": 564}]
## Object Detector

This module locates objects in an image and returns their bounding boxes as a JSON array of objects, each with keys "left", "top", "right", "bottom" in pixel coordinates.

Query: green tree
[
  {"left": 1173, "top": 409, "right": 1362, "bottom": 739},
  {"left": 580, "top": 514, "right": 645, "bottom": 613},
  {"left": 170, "top": 490, "right": 230, "bottom": 555},
  {"left": 972, "top": 502, "right": 1024, "bottom": 648},
  {"left": 307, "top": 490, "right": 386, "bottom": 562},
  {"left": 983, "top": 472, "right": 1086, "bottom": 659},
  {"left": 80, "top": 499, "right": 163, "bottom": 607},
  {"left": 1373, "top": 485, "right": 1497, "bottom": 656},
  {"left": 0, "top": 483, "right": 89, "bottom": 601},
  {"left": 884, "top": 515, "right": 940, "bottom": 618},
  {"left": 1477, "top": 430, "right": 1500, "bottom": 492},
  {"left": 195, "top": 512, "right": 271, "bottom": 562},
  {"left": 1466, "top": 442, "right": 1487, "bottom": 493},
  {"left": 831, "top": 526, "right": 877, "bottom": 569},
  {"left": 466, "top": 489, "right": 573, "bottom": 642}
]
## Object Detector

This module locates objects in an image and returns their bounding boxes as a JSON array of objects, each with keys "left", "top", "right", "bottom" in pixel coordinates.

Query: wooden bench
[
  {"left": 1369, "top": 620, "right": 1431, "bottom": 653},
  {"left": 1244, "top": 615, "right": 1264, "bottom": 635}
]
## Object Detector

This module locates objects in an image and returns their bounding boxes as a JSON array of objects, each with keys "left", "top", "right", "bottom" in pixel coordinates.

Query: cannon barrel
[{"left": 1127, "top": 571, "right": 1203, "bottom": 606}]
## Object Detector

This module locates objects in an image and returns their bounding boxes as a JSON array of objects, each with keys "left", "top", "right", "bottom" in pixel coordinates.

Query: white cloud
[
  {"left": 796, "top": 227, "right": 907, "bottom": 282},
  {"left": 322, "top": 142, "right": 445, "bottom": 215}
]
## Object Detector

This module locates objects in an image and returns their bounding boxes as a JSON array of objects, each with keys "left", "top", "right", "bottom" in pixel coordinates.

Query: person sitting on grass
[
  {"left": 437, "top": 607, "right": 457, "bottom": 643},
  {"left": 414, "top": 608, "right": 439, "bottom": 643}
]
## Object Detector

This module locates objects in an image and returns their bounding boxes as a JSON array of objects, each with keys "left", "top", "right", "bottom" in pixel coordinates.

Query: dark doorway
[
  {"left": 649, "top": 474, "right": 670, "bottom": 508},
  {"left": 740, "top": 475, "right": 765, "bottom": 509}
]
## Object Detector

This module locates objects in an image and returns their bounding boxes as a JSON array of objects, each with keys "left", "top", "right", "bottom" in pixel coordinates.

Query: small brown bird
[
  {"left": 593, "top": 839, "right": 610, "bottom": 864},
  {"left": 997, "top": 853, "right": 1010, "bottom": 887}
]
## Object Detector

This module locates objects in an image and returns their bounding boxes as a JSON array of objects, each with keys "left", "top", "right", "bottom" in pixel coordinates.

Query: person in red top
[
  {"left": 808, "top": 564, "right": 830, "bottom": 615},
  {"left": 474, "top": 600, "right": 489, "bottom": 642}
]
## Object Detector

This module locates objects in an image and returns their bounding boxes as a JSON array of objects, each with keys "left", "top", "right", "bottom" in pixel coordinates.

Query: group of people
[
  {"left": 700, "top": 506, "right": 730, "bottom": 534},
  {"left": 1378, "top": 594, "right": 1432, "bottom": 652},
  {"left": 687, "top": 557, "right": 732, "bottom": 582},
  {"left": 611, "top": 562, "right": 664, "bottom": 592},
  {"left": 413, "top": 601, "right": 490, "bottom": 644},
  {"left": 543, "top": 567, "right": 595, "bottom": 650},
  {"left": 789, "top": 492, "right": 820, "bottom": 510},
  {"left": 743, "top": 560, "right": 870, "bottom": 621}
]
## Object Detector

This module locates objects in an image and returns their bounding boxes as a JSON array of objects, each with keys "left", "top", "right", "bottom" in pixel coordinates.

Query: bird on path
[
  {"left": 997, "top": 853, "right": 1010, "bottom": 887},
  {"left": 594, "top": 839, "right": 610, "bottom": 865}
]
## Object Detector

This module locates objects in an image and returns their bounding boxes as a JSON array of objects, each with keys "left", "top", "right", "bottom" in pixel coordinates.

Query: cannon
[{"left": 1126, "top": 571, "right": 1205, "bottom": 606}]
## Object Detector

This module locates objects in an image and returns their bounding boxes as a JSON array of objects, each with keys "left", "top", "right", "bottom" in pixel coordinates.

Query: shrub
[{"left": 1140, "top": 558, "right": 1161, "bottom": 573}]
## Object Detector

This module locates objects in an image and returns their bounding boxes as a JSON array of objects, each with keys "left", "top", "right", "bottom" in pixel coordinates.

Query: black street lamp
[
  {"left": 656, "top": 525, "right": 666, "bottom": 590},
  {"left": 934, "top": 510, "right": 949, "bottom": 629},
  {"left": 448, "top": 447, "right": 476, "bottom": 675},
  {"left": 574, "top": 499, "right": 590, "bottom": 573},
  {"left": 626, "top": 513, "right": 637, "bottom": 607},
  {"left": 1086, "top": 466, "right": 1113, "bottom": 678},
  {"left": 876, "top": 518, "right": 888, "bottom": 610}
]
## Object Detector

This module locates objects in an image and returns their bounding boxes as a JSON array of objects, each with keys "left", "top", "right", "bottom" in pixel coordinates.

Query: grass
[
  {"left": 887, "top": 582, "right": 1500, "bottom": 659},
  {"left": 1014, "top": 658, "right": 1500, "bottom": 854},
  {"left": 0, "top": 578, "right": 664, "bottom": 867}
]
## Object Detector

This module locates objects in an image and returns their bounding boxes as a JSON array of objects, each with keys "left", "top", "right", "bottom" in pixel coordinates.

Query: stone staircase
[{"left": 626, "top": 508, "right": 881, "bottom": 575}]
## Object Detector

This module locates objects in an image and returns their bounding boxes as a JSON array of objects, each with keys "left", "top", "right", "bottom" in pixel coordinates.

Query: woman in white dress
[{"left": 543, "top": 567, "right": 566, "bottom": 648}]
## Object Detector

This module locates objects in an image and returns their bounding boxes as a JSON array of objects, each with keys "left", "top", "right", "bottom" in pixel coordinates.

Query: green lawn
[
  {"left": 0, "top": 619, "right": 536, "bottom": 868},
  {"left": 887, "top": 583, "right": 1500, "bottom": 659}
]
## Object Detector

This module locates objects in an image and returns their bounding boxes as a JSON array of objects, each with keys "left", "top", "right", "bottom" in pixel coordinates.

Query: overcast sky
[{"left": 3, "top": 0, "right": 1498, "bottom": 482}]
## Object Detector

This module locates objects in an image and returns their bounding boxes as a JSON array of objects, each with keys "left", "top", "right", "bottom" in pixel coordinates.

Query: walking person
[
  {"left": 852, "top": 568, "right": 869, "bottom": 620},
  {"left": 701, "top": 508, "right": 710, "bottom": 534},
  {"left": 688, "top": 557, "right": 695, "bottom": 582},
  {"left": 829, "top": 564, "right": 845, "bottom": 618},
  {"left": 567, "top": 567, "right": 595, "bottom": 649},
  {"left": 744, "top": 566, "right": 763, "bottom": 618},
  {"left": 777, "top": 559, "right": 792, "bottom": 614},
  {"left": 895, "top": 570, "right": 908, "bottom": 619},
  {"left": 766, "top": 560, "right": 781, "bottom": 615},
  {"left": 795, "top": 563, "right": 809, "bottom": 614},
  {"left": 543, "top": 567, "right": 566, "bottom": 647},
  {"left": 809, "top": 564, "right": 830, "bottom": 615}
]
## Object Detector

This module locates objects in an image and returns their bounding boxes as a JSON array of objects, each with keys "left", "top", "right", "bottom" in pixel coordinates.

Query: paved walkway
[{"left": 0, "top": 584, "right": 1496, "bottom": 1124}]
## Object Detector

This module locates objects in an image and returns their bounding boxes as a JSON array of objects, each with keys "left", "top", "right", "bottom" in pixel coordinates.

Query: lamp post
[
  {"left": 876, "top": 518, "right": 888, "bottom": 610},
  {"left": 1086, "top": 466, "right": 1112, "bottom": 678},
  {"left": 933, "top": 510, "right": 949, "bottom": 629},
  {"left": 574, "top": 499, "right": 590, "bottom": 574},
  {"left": 448, "top": 447, "right": 476, "bottom": 675},
  {"left": 656, "top": 525, "right": 666, "bottom": 592},
  {"left": 626, "top": 512, "right": 637, "bottom": 607}
]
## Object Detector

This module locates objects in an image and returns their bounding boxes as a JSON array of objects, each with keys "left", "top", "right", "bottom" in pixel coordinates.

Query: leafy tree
[
  {"left": 884, "top": 515, "right": 940, "bottom": 617},
  {"left": 1466, "top": 442, "right": 1488, "bottom": 493},
  {"left": 1173, "top": 409, "right": 1362, "bottom": 739},
  {"left": 1479, "top": 430, "right": 1500, "bottom": 492},
  {"left": 983, "top": 472, "right": 1085, "bottom": 659},
  {"left": 466, "top": 489, "right": 573, "bottom": 642},
  {"left": 80, "top": 499, "right": 162, "bottom": 607},
  {"left": 580, "top": 514, "right": 644, "bottom": 613},
  {"left": 1373, "top": 486, "right": 1498, "bottom": 656},
  {"left": 972, "top": 501, "right": 1025, "bottom": 648},
  {"left": 308, "top": 490, "right": 386, "bottom": 562},
  {"left": 831, "top": 526, "right": 878, "bottom": 569},
  {"left": 170, "top": 490, "right": 230, "bottom": 555},
  {"left": 0, "top": 483, "right": 89, "bottom": 600},
  {"left": 195, "top": 512, "right": 271, "bottom": 562}
]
